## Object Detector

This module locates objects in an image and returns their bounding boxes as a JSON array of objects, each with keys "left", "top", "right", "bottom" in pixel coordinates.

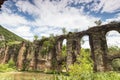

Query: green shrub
[
  {"left": 0, "top": 59, "right": 16, "bottom": 72},
  {"left": 112, "top": 58, "right": 120, "bottom": 71},
  {"left": 54, "top": 49, "right": 120, "bottom": 80}
]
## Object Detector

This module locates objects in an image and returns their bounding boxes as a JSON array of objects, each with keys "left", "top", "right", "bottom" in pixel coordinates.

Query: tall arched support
[
  {"left": 17, "top": 42, "right": 26, "bottom": 70},
  {"left": 29, "top": 40, "right": 39, "bottom": 70},
  {"left": 2, "top": 46, "right": 9, "bottom": 64},
  {"left": 100, "top": 33, "right": 112, "bottom": 71},
  {"left": 89, "top": 33, "right": 105, "bottom": 72},
  {"left": 66, "top": 37, "right": 73, "bottom": 71},
  {"left": 72, "top": 38, "right": 81, "bottom": 62},
  {"left": 89, "top": 35, "right": 96, "bottom": 71},
  {"left": 66, "top": 33, "right": 81, "bottom": 71},
  {"left": 33, "top": 40, "right": 40, "bottom": 70},
  {"left": 55, "top": 40, "right": 63, "bottom": 61}
]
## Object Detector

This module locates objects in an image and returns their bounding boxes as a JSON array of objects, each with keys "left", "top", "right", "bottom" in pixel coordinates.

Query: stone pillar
[
  {"left": 2, "top": 46, "right": 9, "bottom": 63},
  {"left": 71, "top": 38, "right": 81, "bottom": 62},
  {"left": 66, "top": 38, "right": 73, "bottom": 71},
  {"left": 89, "top": 33, "right": 105, "bottom": 72},
  {"left": 29, "top": 40, "right": 39, "bottom": 70},
  {"left": 17, "top": 42, "right": 26, "bottom": 70},
  {"left": 56, "top": 40, "right": 63, "bottom": 61},
  {"left": 100, "top": 34, "right": 112, "bottom": 71},
  {"left": 66, "top": 35, "right": 81, "bottom": 71}
]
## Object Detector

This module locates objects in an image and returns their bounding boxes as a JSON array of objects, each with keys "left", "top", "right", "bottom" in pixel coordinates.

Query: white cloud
[
  {"left": 15, "top": 0, "right": 40, "bottom": 16},
  {"left": 90, "top": 0, "right": 120, "bottom": 13},
  {"left": 106, "top": 31, "right": 120, "bottom": 47},
  {"left": 0, "top": 0, "right": 119, "bottom": 45},
  {"left": 104, "top": 13, "right": 120, "bottom": 23},
  {"left": 81, "top": 36, "right": 90, "bottom": 48},
  {"left": 12, "top": 0, "right": 98, "bottom": 40},
  {"left": 101, "top": 0, "right": 120, "bottom": 13},
  {"left": 0, "top": 13, "right": 28, "bottom": 27},
  {"left": 12, "top": 26, "right": 34, "bottom": 41}
]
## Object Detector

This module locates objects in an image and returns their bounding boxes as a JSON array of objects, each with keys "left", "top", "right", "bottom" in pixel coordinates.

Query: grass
[
  {"left": 0, "top": 72, "right": 53, "bottom": 80},
  {"left": 0, "top": 25, "right": 24, "bottom": 41},
  {"left": 0, "top": 71, "right": 119, "bottom": 80}
]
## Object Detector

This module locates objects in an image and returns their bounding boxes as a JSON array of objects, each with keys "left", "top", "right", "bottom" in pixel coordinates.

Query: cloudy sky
[{"left": 0, "top": 0, "right": 120, "bottom": 48}]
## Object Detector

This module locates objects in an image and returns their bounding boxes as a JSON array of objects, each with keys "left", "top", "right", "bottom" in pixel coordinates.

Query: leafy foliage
[
  {"left": 112, "top": 58, "right": 120, "bottom": 71},
  {"left": 69, "top": 49, "right": 93, "bottom": 80},
  {"left": 108, "top": 46, "right": 120, "bottom": 71},
  {"left": 62, "top": 28, "right": 67, "bottom": 35},
  {"left": 61, "top": 45, "right": 67, "bottom": 57},
  {"left": 94, "top": 20, "right": 102, "bottom": 26},
  {"left": 40, "top": 34, "right": 55, "bottom": 57},
  {"left": 34, "top": 35, "right": 39, "bottom": 40},
  {"left": 108, "top": 46, "right": 120, "bottom": 55},
  {"left": 54, "top": 48, "right": 120, "bottom": 80},
  {"left": 0, "top": 59, "right": 16, "bottom": 72}
]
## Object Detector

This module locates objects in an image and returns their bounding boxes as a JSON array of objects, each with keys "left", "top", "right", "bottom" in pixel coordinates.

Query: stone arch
[
  {"left": 80, "top": 35, "right": 91, "bottom": 61},
  {"left": 81, "top": 35, "right": 90, "bottom": 49},
  {"left": 54, "top": 36, "right": 67, "bottom": 71},
  {"left": 55, "top": 36, "right": 67, "bottom": 61},
  {"left": 105, "top": 30, "right": 120, "bottom": 71},
  {"left": 104, "top": 24, "right": 120, "bottom": 35}
]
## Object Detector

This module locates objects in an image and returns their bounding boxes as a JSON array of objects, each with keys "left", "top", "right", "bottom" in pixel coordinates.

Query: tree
[
  {"left": 94, "top": 20, "right": 102, "bottom": 26},
  {"left": 74, "top": 28, "right": 78, "bottom": 32},
  {"left": 34, "top": 35, "right": 38, "bottom": 40},
  {"left": 62, "top": 27, "right": 67, "bottom": 35}
]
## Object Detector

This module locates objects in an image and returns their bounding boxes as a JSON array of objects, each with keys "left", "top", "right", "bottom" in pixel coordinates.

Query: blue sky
[{"left": 0, "top": 0, "right": 120, "bottom": 48}]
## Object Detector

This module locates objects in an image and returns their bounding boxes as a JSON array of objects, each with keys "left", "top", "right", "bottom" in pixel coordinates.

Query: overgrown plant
[
  {"left": 69, "top": 48, "right": 93, "bottom": 80},
  {"left": 0, "top": 59, "right": 16, "bottom": 72},
  {"left": 40, "top": 34, "right": 55, "bottom": 57}
]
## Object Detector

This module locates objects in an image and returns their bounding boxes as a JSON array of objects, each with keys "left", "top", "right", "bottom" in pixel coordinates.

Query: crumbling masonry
[
  {"left": 0, "top": 22, "right": 120, "bottom": 72},
  {"left": 1, "top": 0, "right": 120, "bottom": 72}
]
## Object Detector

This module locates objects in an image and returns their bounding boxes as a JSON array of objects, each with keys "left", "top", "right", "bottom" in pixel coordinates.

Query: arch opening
[
  {"left": 106, "top": 30, "right": 120, "bottom": 54},
  {"left": 80, "top": 35, "right": 91, "bottom": 58},
  {"left": 106, "top": 30, "right": 120, "bottom": 71},
  {"left": 61, "top": 39, "right": 67, "bottom": 58},
  {"left": 81, "top": 36, "right": 90, "bottom": 49},
  {"left": 80, "top": 35, "right": 91, "bottom": 57},
  {"left": 106, "top": 30, "right": 120, "bottom": 48}
]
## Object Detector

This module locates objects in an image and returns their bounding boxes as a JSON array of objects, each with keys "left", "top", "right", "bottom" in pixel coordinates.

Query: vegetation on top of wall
[{"left": 40, "top": 34, "right": 56, "bottom": 57}]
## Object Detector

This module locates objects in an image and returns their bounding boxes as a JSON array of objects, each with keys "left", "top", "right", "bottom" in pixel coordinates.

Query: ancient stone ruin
[{"left": 0, "top": 22, "right": 120, "bottom": 72}]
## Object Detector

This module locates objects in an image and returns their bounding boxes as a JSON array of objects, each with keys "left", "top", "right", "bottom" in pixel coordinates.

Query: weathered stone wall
[{"left": 0, "top": 22, "right": 120, "bottom": 72}]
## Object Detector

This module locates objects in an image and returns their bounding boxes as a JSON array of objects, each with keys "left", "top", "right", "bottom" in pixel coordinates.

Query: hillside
[{"left": 0, "top": 25, "right": 25, "bottom": 41}]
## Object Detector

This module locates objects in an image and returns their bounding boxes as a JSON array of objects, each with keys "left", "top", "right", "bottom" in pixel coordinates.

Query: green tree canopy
[{"left": 94, "top": 20, "right": 102, "bottom": 26}]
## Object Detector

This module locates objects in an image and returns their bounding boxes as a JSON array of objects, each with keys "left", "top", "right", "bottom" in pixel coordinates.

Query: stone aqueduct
[
  {"left": 32, "top": 22, "right": 120, "bottom": 72},
  {"left": 0, "top": 1, "right": 120, "bottom": 72}
]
